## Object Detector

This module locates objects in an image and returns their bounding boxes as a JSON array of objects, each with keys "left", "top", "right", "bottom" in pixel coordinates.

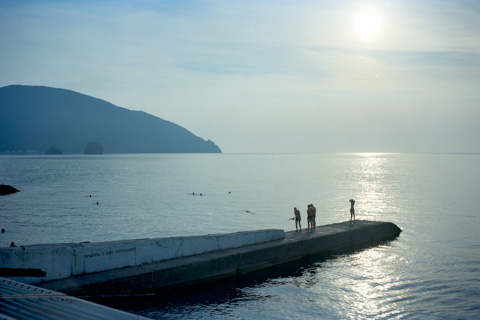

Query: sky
[{"left": 1, "top": 0, "right": 479, "bottom": 153}]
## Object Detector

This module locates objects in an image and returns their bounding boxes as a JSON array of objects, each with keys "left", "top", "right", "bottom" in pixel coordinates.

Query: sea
[{"left": 1, "top": 153, "right": 479, "bottom": 319}]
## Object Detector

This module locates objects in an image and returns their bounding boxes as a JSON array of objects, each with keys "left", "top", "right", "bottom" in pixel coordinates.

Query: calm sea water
[{"left": 1, "top": 153, "right": 479, "bottom": 319}]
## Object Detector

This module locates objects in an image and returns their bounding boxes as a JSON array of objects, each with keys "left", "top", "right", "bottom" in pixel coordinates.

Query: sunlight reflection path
[{"left": 350, "top": 154, "right": 397, "bottom": 220}]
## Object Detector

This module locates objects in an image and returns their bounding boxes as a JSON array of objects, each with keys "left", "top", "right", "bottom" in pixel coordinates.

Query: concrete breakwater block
[{"left": 0, "top": 229, "right": 285, "bottom": 284}]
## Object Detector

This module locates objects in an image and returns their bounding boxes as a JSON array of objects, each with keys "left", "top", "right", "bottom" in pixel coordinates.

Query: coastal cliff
[{"left": 0, "top": 85, "right": 221, "bottom": 154}]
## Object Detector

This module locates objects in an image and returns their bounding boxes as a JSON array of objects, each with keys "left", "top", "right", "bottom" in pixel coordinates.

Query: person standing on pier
[
  {"left": 294, "top": 207, "right": 301, "bottom": 232},
  {"left": 307, "top": 204, "right": 314, "bottom": 231},
  {"left": 311, "top": 204, "right": 317, "bottom": 229},
  {"left": 349, "top": 199, "right": 355, "bottom": 221}
]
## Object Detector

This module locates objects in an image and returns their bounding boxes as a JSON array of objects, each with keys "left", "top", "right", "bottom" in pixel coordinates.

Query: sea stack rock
[
  {"left": 0, "top": 184, "right": 20, "bottom": 195},
  {"left": 45, "top": 144, "right": 63, "bottom": 154},
  {"left": 84, "top": 141, "right": 103, "bottom": 154}
]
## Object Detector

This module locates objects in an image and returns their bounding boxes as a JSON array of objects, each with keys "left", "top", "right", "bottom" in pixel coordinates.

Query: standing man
[
  {"left": 349, "top": 199, "right": 355, "bottom": 221},
  {"left": 311, "top": 204, "right": 317, "bottom": 229},
  {"left": 307, "top": 204, "right": 314, "bottom": 231},
  {"left": 294, "top": 207, "right": 301, "bottom": 232}
]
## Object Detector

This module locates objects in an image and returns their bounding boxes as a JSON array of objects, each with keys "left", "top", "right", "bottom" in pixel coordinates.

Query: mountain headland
[{"left": 0, "top": 85, "right": 221, "bottom": 154}]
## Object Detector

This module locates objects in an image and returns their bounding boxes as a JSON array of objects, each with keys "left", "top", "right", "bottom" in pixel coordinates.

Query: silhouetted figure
[
  {"left": 307, "top": 204, "right": 314, "bottom": 231},
  {"left": 294, "top": 207, "right": 301, "bottom": 232},
  {"left": 349, "top": 199, "right": 355, "bottom": 221},
  {"left": 1, "top": 228, "right": 5, "bottom": 233},
  {"left": 311, "top": 204, "right": 317, "bottom": 229},
  {"left": 10, "top": 241, "right": 17, "bottom": 247}
]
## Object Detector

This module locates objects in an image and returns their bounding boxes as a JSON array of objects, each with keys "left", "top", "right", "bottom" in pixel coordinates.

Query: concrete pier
[{"left": 30, "top": 220, "right": 401, "bottom": 297}]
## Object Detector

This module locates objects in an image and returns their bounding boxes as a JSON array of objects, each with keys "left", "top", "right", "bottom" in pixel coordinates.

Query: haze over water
[{"left": 1, "top": 153, "right": 479, "bottom": 319}]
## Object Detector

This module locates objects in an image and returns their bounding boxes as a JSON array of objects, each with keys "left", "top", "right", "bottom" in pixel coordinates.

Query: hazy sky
[{"left": 1, "top": 0, "right": 479, "bottom": 153}]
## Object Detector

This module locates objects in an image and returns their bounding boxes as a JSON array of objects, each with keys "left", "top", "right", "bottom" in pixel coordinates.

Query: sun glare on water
[{"left": 353, "top": 8, "right": 384, "bottom": 42}]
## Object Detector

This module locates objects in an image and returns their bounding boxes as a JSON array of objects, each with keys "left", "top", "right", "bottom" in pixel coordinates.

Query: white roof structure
[{"left": 0, "top": 278, "right": 150, "bottom": 320}]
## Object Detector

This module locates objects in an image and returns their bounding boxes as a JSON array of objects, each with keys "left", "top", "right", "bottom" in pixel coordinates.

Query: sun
[{"left": 353, "top": 9, "right": 384, "bottom": 42}]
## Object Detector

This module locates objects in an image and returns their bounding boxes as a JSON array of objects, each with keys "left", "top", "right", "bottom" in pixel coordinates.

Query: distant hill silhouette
[{"left": 0, "top": 85, "right": 221, "bottom": 154}]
